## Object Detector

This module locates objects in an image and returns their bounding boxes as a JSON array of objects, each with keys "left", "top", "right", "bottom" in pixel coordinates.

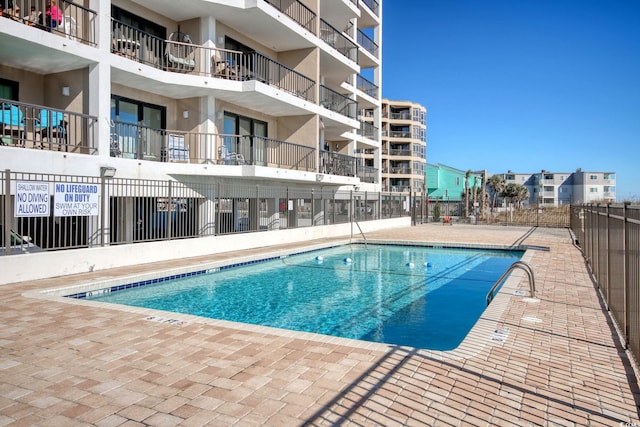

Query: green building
[{"left": 426, "top": 163, "right": 480, "bottom": 202}]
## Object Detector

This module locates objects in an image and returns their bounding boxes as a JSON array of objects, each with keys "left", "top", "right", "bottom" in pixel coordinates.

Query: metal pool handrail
[{"left": 486, "top": 261, "right": 535, "bottom": 305}]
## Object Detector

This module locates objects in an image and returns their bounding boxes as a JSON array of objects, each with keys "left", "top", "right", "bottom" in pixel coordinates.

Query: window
[
  {"left": 223, "top": 112, "right": 267, "bottom": 165},
  {"left": 110, "top": 96, "right": 166, "bottom": 159},
  {"left": 590, "top": 175, "right": 598, "bottom": 180},
  {"left": 0, "top": 78, "right": 19, "bottom": 101},
  {"left": 506, "top": 175, "right": 515, "bottom": 181},
  {"left": 590, "top": 188, "right": 598, "bottom": 193},
  {"left": 455, "top": 177, "right": 460, "bottom": 186},
  {"left": 111, "top": 6, "right": 166, "bottom": 39}
]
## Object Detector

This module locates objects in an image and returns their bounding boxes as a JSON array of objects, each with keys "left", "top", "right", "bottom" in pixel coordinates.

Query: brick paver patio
[{"left": 1, "top": 224, "right": 639, "bottom": 426}]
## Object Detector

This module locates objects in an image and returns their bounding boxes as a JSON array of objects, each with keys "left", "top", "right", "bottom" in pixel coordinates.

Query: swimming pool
[{"left": 75, "top": 243, "right": 523, "bottom": 351}]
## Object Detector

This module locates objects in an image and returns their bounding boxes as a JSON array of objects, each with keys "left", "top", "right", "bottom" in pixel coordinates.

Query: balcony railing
[
  {"left": 357, "top": 29, "right": 378, "bottom": 57},
  {"left": 0, "top": 99, "right": 97, "bottom": 154},
  {"left": 388, "top": 130, "right": 411, "bottom": 138},
  {"left": 356, "top": 162, "right": 377, "bottom": 184},
  {"left": 361, "top": 0, "right": 379, "bottom": 16},
  {"left": 236, "top": 135, "right": 316, "bottom": 171},
  {"left": 320, "top": 86, "right": 358, "bottom": 119},
  {"left": 109, "top": 122, "right": 321, "bottom": 173},
  {"left": 2, "top": 0, "right": 97, "bottom": 45},
  {"left": 389, "top": 111, "right": 411, "bottom": 120},
  {"left": 264, "top": 0, "right": 316, "bottom": 33},
  {"left": 320, "top": 150, "right": 357, "bottom": 177},
  {"left": 320, "top": 19, "right": 358, "bottom": 62},
  {"left": 356, "top": 75, "right": 378, "bottom": 98},
  {"left": 242, "top": 51, "right": 316, "bottom": 102},
  {"left": 110, "top": 22, "right": 317, "bottom": 103},
  {"left": 388, "top": 148, "right": 412, "bottom": 156},
  {"left": 357, "top": 120, "right": 378, "bottom": 140}
]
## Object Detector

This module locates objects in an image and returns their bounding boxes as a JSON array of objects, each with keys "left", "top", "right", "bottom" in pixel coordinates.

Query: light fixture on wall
[
  {"left": 216, "top": 111, "right": 223, "bottom": 120},
  {"left": 61, "top": 86, "right": 70, "bottom": 97},
  {"left": 100, "top": 166, "right": 117, "bottom": 179},
  {"left": 217, "top": 36, "right": 225, "bottom": 44},
  {"left": 182, "top": 110, "right": 189, "bottom": 119}
]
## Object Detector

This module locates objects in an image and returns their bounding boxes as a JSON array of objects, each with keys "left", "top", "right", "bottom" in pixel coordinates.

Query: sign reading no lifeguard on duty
[{"left": 53, "top": 183, "right": 100, "bottom": 217}]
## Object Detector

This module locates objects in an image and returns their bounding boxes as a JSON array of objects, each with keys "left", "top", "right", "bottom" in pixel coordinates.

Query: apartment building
[
  {"left": 497, "top": 169, "right": 616, "bottom": 206},
  {"left": 0, "top": 0, "right": 383, "bottom": 246},
  {"left": 363, "top": 98, "right": 425, "bottom": 193}
]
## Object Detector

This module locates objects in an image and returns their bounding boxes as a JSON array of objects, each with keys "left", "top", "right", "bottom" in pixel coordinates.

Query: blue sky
[{"left": 381, "top": 1, "right": 640, "bottom": 201}]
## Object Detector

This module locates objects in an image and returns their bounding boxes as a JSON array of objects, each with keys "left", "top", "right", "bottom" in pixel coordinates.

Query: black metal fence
[
  {"left": 1, "top": 170, "right": 413, "bottom": 255},
  {"left": 571, "top": 204, "right": 640, "bottom": 364}
]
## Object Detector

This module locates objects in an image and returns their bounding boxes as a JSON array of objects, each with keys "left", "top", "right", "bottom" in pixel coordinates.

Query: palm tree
[
  {"left": 487, "top": 175, "right": 506, "bottom": 211},
  {"left": 464, "top": 170, "right": 471, "bottom": 217},
  {"left": 501, "top": 183, "right": 529, "bottom": 208},
  {"left": 480, "top": 171, "right": 487, "bottom": 219}
]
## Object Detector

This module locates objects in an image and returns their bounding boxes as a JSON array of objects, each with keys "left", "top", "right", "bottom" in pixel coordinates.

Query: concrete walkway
[{"left": 1, "top": 224, "right": 639, "bottom": 426}]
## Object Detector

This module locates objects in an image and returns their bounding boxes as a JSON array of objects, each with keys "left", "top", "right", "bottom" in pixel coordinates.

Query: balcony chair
[
  {"left": 217, "top": 145, "right": 245, "bottom": 165},
  {"left": 0, "top": 103, "right": 25, "bottom": 146},
  {"left": 166, "top": 30, "right": 196, "bottom": 73},
  {"left": 63, "top": 16, "right": 77, "bottom": 40},
  {"left": 35, "top": 109, "right": 67, "bottom": 150}
]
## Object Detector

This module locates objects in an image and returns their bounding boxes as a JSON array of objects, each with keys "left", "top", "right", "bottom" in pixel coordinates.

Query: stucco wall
[{"left": 0, "top": 218, "right": 410, "bottom": 286}]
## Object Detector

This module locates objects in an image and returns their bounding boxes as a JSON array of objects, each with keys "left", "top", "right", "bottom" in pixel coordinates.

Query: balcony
[
  {"left": 111, "top": 21, "right": 317, "bottom": 103},
  {"left": 110, "top": 121, "right": 318, "bottom": 172},
  {"left": 264, "top": 0, "right": 316, "bottom": 33},
  {"left": 388, "top": 130, "right": 411, "bottom": 139},
  {"left": 319, "top": 19, "right": 358, "bottom": 62},
  {"left": 2, "top": 0, "right": 97, "bottom": 45},
  {"left": 356, "top": 75, "right": 378, "bottom": 99},
  {"left": 361, "top": 0, "right": 380, "bottom": 16},
  {"left": 357, "top": 163, "right": 378, "bottom": 184},
  {"left": 357, "top": 121, "right": 378, "bottom": 140},
  {"left": 357, "top": 29, "right": 378, "bottom": 57},
  {"left": 320, "top": 150, "right": 356, "bottom": 177},
  {"left": 320, "top": 86, "right": 358, "bottom": 119},
  {"left": 0, "top": 99, "right": 97, "bottom": 154},
  {"left": 389, "top": 111, "right": 411, "bottom": 120}
]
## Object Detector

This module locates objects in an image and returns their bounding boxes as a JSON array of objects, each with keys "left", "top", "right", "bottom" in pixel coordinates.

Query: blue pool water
[{"left": 83, "top": 244, "right": 522, "bottom": 350}]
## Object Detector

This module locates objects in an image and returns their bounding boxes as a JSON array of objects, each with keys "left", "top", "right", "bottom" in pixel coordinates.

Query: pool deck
[{"left": 1, "top": 224, "right": 639, "bottom": 426}]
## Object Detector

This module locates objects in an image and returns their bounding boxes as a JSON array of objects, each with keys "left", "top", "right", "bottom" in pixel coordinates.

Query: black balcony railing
[
  {"left": 264, "top": 0, "right": 316, "bottom": 33},
  {"left": 0, "top": 98, "right": 97, "bottom": 154},
  {"left": 241, "top": 51, "right": 316, "bottom": 102},
  {"left": 357, "top": 29, "right": 378, "bottom": 57},
  {"left": 320, "top": 19, "right": 358, "bottom": 62},
  {"left": 109, "top": 122, "right": 322, "bottom": 173},
  {"left": 235, "top": 135, "right": 316, "bottom": 171},
  {"left": 320, "top": 86, "right": 358, "bottom": 119},
  {"left": 356, "top": 163, "right": 377, "bottom": 183},
  {"left": 320, "top": 150, "right": 357, "bottom": 177},
  {"left": 1, "top": 0, "right": 96, "bottom": 45},
  {"left": 358, "top": 121, "right": 378, "bottom": 140},
  {"left": 356, "top": 74, "right": 378, "bottom": 98}
]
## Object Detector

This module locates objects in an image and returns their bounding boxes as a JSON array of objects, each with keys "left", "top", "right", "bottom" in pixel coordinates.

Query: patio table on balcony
[{"left": 115, "top": 38, "right": 140, "bottom": 58}]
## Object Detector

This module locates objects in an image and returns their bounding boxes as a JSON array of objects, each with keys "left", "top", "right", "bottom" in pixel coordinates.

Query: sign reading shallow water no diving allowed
[{"left": 15, "top": 181, "right": 50, "bottom": 217}]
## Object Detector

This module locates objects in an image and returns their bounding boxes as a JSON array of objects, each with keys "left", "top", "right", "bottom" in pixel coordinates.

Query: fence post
[
  {"left": 624, "top": 202, "right": 629, "bottom": 347},
  {"left": 3, "top": 169, "right": 11, "bottom": 255},
  {"left": 166, "top": 180, "right": 173, "bottom": 240},
  {"left": 100, "top": 175, "right": 106, "bottom": 246}
]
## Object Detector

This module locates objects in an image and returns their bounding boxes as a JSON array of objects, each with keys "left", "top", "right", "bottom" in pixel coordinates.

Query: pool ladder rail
[
  {"left": 352, "top": 220, "right": 368, "bottom": 246},
  {"left": 486, "top": 261, "right": 536, "bottom": 305}
]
